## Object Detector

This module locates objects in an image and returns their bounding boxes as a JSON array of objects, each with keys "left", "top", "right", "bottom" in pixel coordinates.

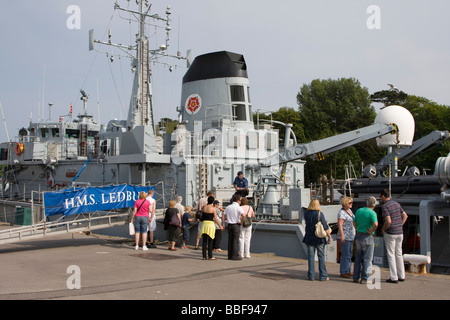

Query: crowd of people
[
  {"left": 132, "top": 172, "right": 255, "bottom": 261},
  {"left": 303, "top": 188, "right": 408, "bottom": 284},
  {"left": 132, "top": 176, "right": 408, "bottom": 283}
]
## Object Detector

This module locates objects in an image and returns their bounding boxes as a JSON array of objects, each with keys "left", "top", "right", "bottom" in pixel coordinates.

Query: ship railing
[
  {"left": 203, "top": 103, "right": 235, "bottom": 128},
  {"left": 0, "top": 208, "right": 131, "bottom": 245}
]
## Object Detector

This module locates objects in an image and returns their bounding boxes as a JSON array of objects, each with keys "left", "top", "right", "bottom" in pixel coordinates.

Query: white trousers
[
  {"left": 384, "top": 233, "right": 406, "bottom": 281},
  {"left": 239, "top": 225, "right": 252, "bottom": 257}
]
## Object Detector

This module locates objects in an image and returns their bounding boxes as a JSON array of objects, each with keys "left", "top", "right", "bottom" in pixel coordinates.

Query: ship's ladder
[
  {"left": 79, "top": 124, "right": 88, "bottom": 157},
  {"left": 140, "top": 39, "right": 150, "bottom": 126},
  {"left": 198, "top": 157, "right": 208, "bottom": 197}
]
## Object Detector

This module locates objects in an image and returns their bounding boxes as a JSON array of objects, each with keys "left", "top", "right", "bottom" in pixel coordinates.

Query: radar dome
[{"left": 375, "top": 105, "right": 415, "bottom": 147}]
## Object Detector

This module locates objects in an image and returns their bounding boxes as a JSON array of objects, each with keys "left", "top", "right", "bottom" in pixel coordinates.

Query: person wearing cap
[
  {"left": 233, "top": 171, "right": 249, "bottom": 197},
  {"left": 352, "top": 196, "right": 379, "bottom": 284}
]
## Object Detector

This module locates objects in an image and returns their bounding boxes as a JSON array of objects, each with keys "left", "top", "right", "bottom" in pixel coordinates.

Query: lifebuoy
[{"left": 15, "top": 142, "right": 24, "bottom": 155}]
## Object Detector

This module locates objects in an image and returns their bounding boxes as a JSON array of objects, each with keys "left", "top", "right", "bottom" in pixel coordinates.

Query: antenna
[
  {"left": 97, "top": 78, "right": 101, "bottom": 124},
  {"left": 89, "top": 29, "right": 94, "bottom": 51},
  {"left": 42, "top": 63, "right": 46, "bottom": 122},
  {"left": 0, "top": 102, "right": 11, "bottom": 142},
  {"left": 48, "top": 102, "right": 54, "bottom": 121}
]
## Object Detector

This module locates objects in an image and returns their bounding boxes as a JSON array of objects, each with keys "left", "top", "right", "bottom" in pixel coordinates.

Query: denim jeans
[
  {"left": 307, "top": 243, "right": 327, "bottom": 280},
  {"left": 353, "top": 232, "right": 374, "bottom": 281},
  {"left": 339, "top": 239, "right": 353, "bottom": 275},
  {"left": 134, "top": 216, "right": 149, "bottom": 234}
]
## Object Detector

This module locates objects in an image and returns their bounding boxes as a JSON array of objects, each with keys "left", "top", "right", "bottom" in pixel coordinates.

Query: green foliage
[
  {"left": 400, "top": 95, "right": 450, "bottom": 170},
  {"left": 254, "top": 107, "right": 306, "bottom": 144},
  {"left": 296, "top": 78, "right": 383, "bottom": 184},
  {"left": 156, "top": 117, "right": 179, "bottom": 135}
]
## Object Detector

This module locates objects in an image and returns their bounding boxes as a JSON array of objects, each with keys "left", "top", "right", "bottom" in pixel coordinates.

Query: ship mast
[{"left": 90, "top": 1, "right": 185, "bottom": 134}]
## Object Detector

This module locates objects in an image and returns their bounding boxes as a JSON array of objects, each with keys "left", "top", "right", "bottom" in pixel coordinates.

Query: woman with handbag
[
  {"left": 131, "top": 191, "right": 151, "bottom": 250},
  {"left": 303, "top": 199, "right": 332, "bottom": 281},
  {"left": 166, "top": 200, "right": 181, "bottom": 251},
  {"left": 239, "top": 197, "right": 255, "bottom": 258}
]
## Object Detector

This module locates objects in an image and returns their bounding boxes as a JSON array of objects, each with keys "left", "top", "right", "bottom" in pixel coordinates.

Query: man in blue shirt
[{"left": 233, "top": 171, "right": 248, "bottom": 197}]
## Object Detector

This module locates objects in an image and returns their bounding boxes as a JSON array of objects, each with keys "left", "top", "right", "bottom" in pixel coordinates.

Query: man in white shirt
[{"left": 224, "top": 194, "right": 244, "bottom": 260}]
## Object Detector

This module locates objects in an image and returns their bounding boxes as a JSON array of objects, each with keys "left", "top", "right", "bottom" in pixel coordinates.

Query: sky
[{"left": 1, "top": 0, "right": 449, "bottom": 142}]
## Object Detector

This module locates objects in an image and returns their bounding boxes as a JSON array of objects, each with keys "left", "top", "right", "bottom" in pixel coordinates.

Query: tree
[
  {"left": 156, "top": 118, "right": 179, "bottom": 135},
  {"left": 370, "top": 89, "right": 408, "bottom": 106},
  {"left": 400, "top": 95, "right": 450, "bottom": 171},
  {"left": 253, "top": 107, "right": 306, "bottom": 145},
  {"left": 296, "top": 78, "right": 382, "bottom": 184}
]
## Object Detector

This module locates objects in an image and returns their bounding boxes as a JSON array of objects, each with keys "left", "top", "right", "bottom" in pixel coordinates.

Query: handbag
[
  {"left": 314, "top": 211, "right": 328, "bottom": 238},
  {"left": 129, "top": 222, "right": 135, "bottom": 236},
  {"left": 242, "top": 207, "right": 252, "bottom": 228},
  {"left": 196, "top": 210, "right": 204, "bottom": 222}
]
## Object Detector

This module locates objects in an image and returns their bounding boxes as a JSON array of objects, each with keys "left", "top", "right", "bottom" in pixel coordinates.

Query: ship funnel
[{"left": 180, "top": 51, "right": 254, "bottom": 132}]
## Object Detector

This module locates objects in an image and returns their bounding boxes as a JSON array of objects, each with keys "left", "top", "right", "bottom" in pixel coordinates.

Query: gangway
[{"left": 0, "top": 210, "right": 130, "bottom": 245}]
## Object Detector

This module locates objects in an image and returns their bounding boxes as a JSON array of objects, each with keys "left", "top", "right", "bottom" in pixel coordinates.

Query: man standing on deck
[
  {"left": 233, "top": 171, "right": 248, "bottom": 197},
  {"left": 380, "top": 189, "right": 408, "bottom": 283}
]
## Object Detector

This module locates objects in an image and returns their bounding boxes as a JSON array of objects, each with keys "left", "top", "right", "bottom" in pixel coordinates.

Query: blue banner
[{"left": 43, "top": 184, "right": 155, "bottom": 216}]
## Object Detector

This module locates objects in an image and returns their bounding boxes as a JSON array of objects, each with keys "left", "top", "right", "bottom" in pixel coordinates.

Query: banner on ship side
[{"left": 43, "top": 184, "right": 155, "bottom": 216}]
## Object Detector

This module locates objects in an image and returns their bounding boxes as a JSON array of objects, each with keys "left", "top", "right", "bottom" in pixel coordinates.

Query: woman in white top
[
  {"left": 337, "top": 196, "right": 356, "bottom": 278},
  {"left": 239, "top": 197, "right": 255, "bottom": 258}
]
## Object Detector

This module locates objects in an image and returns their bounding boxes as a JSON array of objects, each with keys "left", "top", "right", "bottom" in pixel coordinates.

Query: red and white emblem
[{"left": 185, "top": 94, "right": 202, "bottom": 115}]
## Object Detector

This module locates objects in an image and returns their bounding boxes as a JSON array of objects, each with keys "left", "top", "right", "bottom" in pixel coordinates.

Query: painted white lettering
[
  {"left": 101, "top": 194, "right": 109, "bottom": 204},
  {"left": 65, "top": 197, "right": 75, "bottom": 209}
]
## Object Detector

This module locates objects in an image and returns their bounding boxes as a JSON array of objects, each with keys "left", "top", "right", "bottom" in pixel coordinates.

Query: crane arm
[{"left": 262, "top": 122, "right": 398, "bottom": 166}]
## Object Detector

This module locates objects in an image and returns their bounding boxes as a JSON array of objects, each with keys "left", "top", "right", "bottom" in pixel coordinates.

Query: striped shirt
[{"left": 381, "top": 199, "right": 404, "bottom": 235}]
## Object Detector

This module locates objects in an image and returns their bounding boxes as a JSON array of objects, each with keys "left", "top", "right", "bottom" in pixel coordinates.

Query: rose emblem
[{"left": 185, "top": 94, "right": 202, "bottom": 115}]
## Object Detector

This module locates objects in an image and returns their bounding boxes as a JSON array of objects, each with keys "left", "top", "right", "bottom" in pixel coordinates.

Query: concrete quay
[{"left": 0, "top": 231, "right": 449, "bottom": 303}]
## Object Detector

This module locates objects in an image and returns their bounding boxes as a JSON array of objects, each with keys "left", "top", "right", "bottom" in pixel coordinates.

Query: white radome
[{"left": 375, "top": 105, "right": 415, "bottom": 147}]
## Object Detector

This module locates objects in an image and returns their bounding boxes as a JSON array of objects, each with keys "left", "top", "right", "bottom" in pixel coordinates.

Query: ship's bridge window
[
  {"left": 230, "top": 85, "right": 245, "bottom": 102},
  {"left": 51, "top": 128, "right": 60, "bottom": 137},
  {"left": 40, "top": 128, "right": 49, "bottom": 138},
  {"left": 230, "top": 85, "right": 249, "bottom": 121},
  {"left": 88, "top": 131, "right": 98, "bottom": 139},
  {"left": 65, "top": 129, "right": 80, "bottom": 138},
  {"left": 232, "top": 104, "right": 247, "bottom": 121}
]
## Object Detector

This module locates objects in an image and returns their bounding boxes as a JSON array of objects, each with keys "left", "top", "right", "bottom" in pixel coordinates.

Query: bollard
[{"left": 403, "top": 254, "right": 431, "bottom": 274}]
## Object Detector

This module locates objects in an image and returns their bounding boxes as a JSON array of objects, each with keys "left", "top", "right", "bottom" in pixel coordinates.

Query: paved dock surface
[{"left": 0, "top": 231, "right": 449, "bottom": 305}]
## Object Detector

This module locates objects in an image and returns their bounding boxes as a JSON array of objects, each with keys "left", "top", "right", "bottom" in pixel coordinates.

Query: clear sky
[{"left": 1, "top": 0, "right": 449, "bottom": 142}]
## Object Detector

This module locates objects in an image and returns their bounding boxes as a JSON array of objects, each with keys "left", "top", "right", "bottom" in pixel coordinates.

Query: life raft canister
[{"left": 15, "top": 142, "right": 24, "bottom": 155}]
